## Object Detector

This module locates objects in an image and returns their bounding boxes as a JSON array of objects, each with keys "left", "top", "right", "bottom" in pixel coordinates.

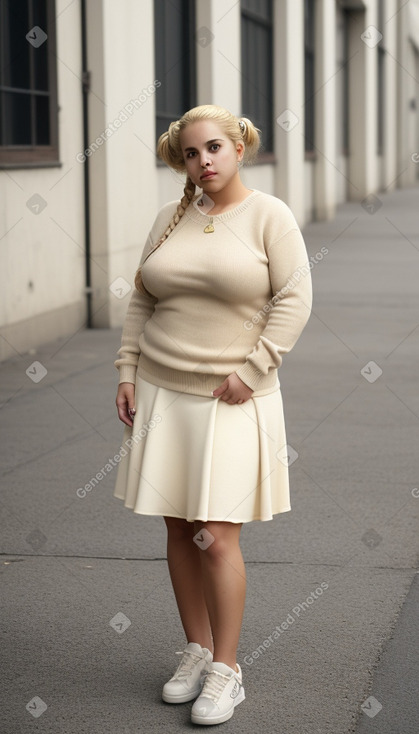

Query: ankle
[
  {"left": 213, "top": 659, "right": 238, "bottom": 673},
  {"left": 188, "top": 640, "right": 214, "bottom": 655}
]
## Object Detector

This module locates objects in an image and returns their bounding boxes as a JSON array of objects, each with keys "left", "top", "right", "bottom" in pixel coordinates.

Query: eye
[
  {"left": 209, "top": 143, "right": 220, "bottom": 152},
  {"left": 186, "top": 151, "right": 196, "bottom": 158}
]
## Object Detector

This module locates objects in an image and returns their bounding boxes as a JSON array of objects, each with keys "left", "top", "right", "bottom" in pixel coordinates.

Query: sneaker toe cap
[
  {"left": 191, "top": 698, "right": 218, "bottom": 717},
  {"left": 163, "top": 680, "right": 189, "bottom": 695}
]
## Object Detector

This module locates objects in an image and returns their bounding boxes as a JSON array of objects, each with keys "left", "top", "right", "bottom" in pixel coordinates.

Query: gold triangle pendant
[{"left": 204, "top": 217, "right": 214, "bottom": 233}]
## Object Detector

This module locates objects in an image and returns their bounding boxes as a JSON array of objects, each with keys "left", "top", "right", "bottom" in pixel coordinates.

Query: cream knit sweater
[{"left": 114, "top": 189, "right": 312, "bottom": 396}]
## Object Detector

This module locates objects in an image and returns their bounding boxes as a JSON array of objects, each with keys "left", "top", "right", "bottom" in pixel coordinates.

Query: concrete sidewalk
[{"left": 1, "top": 185, "right": 418, "bottom": 733}]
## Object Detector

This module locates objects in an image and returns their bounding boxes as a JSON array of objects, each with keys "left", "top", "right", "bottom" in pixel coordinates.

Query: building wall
[
  {"left": 0, "top": 0, "right": 86, "bottom": 360},
  {"left": 0, "top": 0, "right": 418, "bottom": 359}
]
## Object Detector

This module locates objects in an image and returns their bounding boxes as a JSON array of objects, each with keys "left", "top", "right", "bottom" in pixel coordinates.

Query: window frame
[
  {"left": 240, "top": 0, "right": 274, "bottom": 158},
  {"left": 304, "top": 0, "right": 315, "bottom": 157},
  {"left": 376, "top": 1, "right": 385, "bottom": 156},
  {"left": 0, "top": 0, "right": 59, "bottom": 169},
  {"left": 342, "top": 9, "right": 350, "bottom": 156},
  {"left": 154, "top": 0, "right": 196, "bottom": 157}
]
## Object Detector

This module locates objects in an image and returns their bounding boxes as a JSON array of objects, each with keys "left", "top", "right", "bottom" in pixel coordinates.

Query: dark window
[
  {"left": 0, "top": 0, "right": 58, "bottom": 167},
  {"left": 377, "top": 1, "right": 384, "bottom": 155},
  {"left": 240, "top": 0, "right": 273, "bottom": 154},
  {"left": 342, "top": 9, "right": 350, "bottom": 155},
  {"left": 154, "top": 0, "right": 196, "bottom": 146},
  {"left": 304, "top": 0, "right": 315, "bottom": 153}
]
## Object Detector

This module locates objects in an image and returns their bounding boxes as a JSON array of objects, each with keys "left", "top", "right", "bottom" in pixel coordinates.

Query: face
[{"left": 179, "top": 120, "right": 244, "bottom": 192}]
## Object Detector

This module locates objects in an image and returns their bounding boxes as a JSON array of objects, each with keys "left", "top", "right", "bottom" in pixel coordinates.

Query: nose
[{"left": 200, "top": 151, "right": 212, "bottom": 168}]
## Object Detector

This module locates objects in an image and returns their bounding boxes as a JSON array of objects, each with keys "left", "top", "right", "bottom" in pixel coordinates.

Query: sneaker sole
[
  {"left": 162, "top": 686, "right": 203, "bottom": 704},
  {"left": 190, "top": 686, "right": 245, "bottom": 725}
]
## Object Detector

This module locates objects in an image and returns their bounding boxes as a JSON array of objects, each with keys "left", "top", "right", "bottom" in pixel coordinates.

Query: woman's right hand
[{"left": 116, "top": 382, "right": 136, "bottom": 427}]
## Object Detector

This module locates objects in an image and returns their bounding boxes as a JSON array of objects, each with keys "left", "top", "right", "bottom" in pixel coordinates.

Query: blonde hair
[{"left": 134, "top": 104, "right": 261, "bottom": 293}]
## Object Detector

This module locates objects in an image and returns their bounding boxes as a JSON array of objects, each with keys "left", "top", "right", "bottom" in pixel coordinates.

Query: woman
[{"left": 113, "top": 104, "right": 312, "bottom": 726}]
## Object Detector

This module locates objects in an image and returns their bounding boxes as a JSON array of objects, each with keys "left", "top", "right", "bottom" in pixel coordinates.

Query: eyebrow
[{"left": 183, "top": 138, "right": 224, "bottom": 152}]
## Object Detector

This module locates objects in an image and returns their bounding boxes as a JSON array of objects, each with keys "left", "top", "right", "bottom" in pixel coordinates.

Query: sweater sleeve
[
  {"left": 235, "top": 226, "right": 313, "bottom": 391},
  {"left": 114, "top": 286, "right": 157, "bottom": 385},
  {"left": 114, "top": 250, "right": 157, "bottom": 385},
  {"left": 114, "top": 201, "right": 178, "bottom": 384}
]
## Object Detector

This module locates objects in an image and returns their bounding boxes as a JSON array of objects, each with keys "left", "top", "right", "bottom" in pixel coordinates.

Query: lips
[{"left": 200, "top": 172, "right": 216, "bottom": 180}]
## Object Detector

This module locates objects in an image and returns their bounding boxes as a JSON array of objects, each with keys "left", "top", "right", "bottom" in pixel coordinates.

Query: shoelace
[
  {"left": 172, "top": 650, "right": 204, "bottom": 681},
  {"left": 198, "top": 669, "right": 233, "bottom": 703}
]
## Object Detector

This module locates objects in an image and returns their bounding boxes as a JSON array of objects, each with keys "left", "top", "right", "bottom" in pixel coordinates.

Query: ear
[{"left": 236, "top": 140, "right": 245, "bottom": 161}]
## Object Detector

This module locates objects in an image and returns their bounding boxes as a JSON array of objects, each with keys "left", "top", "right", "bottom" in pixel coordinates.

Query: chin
[{"left": 200, "top": 178, "right": 222, "bottom": 189}]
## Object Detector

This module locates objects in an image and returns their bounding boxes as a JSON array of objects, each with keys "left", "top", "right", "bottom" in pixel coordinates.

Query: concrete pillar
[
  {"left": 381, "top": 0, "right": 398, "bottom": 191},
  {"left": 397, "top": 0, "right": 419, "bottom": 186},
  {"left": 313, "top": 0, "right": 337, "bottom": 220},
  {"left": 273, "top": 0, "right": 305, "bottom": 223},
  {"left": 414, "top": 48, "right": 419, "bottom": 182},
  {"left": 85, "top": 0, "right": 109, "bottom": 326},
  {"left": 86, "top": 0, "right": 158, "bottom": 327},
  {"left": 347, "top": 1, "right": 379, "bottom": 200},
  {"left": 195, "top": 0, "right": 241, "bottom": 115}
]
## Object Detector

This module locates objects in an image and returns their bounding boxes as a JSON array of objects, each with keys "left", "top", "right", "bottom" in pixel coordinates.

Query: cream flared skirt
[{"left": 113, "top": 374, "right": 291, "bottom": 523}]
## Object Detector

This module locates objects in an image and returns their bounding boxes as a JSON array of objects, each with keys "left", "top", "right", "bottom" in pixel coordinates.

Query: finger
[
  {"left": 116, "top": 400, "right": 134, "bottom": 427},
  {"left": 126, "top": 401, "right": 136, "bottom": 425},
  {"left": 117, "top": 410, "right": 132, "bottom": 427},
  {"left": 120, "top": 409, "right": 133, "bottom": 427},
  {"left": 222, "top": 393, "right": 247, "bottom": 405},
  {"left": 212, "top": 381, "right": 228, "bottom": 397},
  {"left": 220, "top": 393, "right": 235, "bottom": 404}
]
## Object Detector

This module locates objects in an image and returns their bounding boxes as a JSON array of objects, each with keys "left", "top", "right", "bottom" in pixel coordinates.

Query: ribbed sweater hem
[{"left": 136, "top": 353, "right": 279, "bottom": 397}]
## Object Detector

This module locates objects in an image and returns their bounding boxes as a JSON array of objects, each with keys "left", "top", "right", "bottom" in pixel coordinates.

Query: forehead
[{"left": 179, "top": 120, "right": 225, "bottom": 148}]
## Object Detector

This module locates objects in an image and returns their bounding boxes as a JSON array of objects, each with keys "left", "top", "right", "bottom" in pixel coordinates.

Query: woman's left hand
[{"left": 212, "top": 372, "right": 254, "bottom": 405}]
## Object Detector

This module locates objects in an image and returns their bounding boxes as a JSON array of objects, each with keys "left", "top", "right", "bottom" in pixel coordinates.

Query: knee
[
  {"left": 164, "top": 516, "right": 195, "bottom": 542},
  {"left": 194, "top": 521, "right": 241, "bottom": 560}
]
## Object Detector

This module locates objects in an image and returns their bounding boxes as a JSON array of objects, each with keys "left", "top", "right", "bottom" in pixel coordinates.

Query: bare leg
[
  {"left": 164, "top": 516, "right": 213, "bottom": 652},
  {"left": 193, "top": 520, "right": 246, "bottom": 672}
]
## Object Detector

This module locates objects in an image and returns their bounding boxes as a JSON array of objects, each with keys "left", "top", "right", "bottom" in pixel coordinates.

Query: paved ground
[
  {"left": 1, "top": 184, "right": 418, "bottom": 733},
  {"left": 354, "top": 573, "right": 419, "bottom": 734}
]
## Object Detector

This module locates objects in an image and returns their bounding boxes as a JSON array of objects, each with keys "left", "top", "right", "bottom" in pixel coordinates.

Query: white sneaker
[
  {"left": 190, "top": 661, "right": 245, "bottom": 725},
  {"left": 162, "top": 642, "right": 213, "bottom": 703}
]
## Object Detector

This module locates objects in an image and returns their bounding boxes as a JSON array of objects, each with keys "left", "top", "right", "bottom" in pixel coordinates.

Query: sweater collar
[{"left": 185, "top": 189, "right": 260, "bottom": 224}]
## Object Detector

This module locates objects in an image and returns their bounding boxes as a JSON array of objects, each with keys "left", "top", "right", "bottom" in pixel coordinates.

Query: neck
[{"left": 203, "top": 173, "right": 252, "bottom": 213}]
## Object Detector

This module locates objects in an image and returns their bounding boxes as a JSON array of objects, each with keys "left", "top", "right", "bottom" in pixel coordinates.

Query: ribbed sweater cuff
[
  {"left": 136, "top": 353, "right": 279, "bottom": 397},
  {"left": 117, "top": 364, "right": 138, "bottom": 385},
  {"left": 235, "top": 361, "right": 269, "bottom": 391}
]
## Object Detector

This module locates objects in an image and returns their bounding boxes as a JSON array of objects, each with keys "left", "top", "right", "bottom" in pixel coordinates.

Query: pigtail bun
[
  {"left": 238, "top": 117, "right": 261, "bottom": 163},
  {"left": 156, "top": 122, "right": 185, "bottom": 172}
]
